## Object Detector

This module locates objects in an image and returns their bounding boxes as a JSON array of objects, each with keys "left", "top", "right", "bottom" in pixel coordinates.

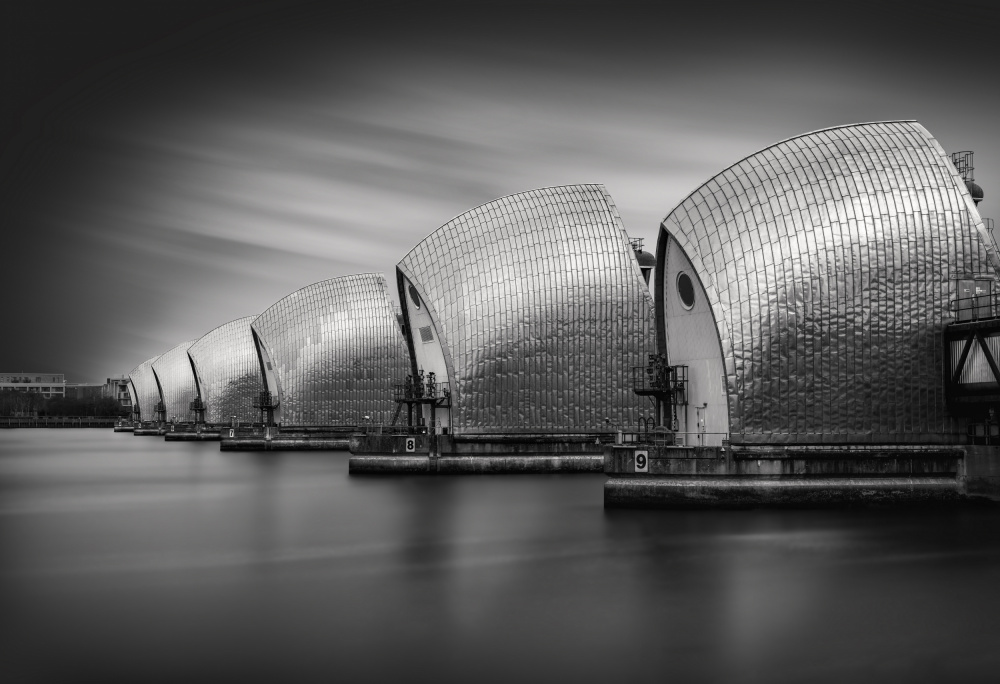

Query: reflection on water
[{"left": 3, "top": 430, "right": 1000, "bottom": 683}]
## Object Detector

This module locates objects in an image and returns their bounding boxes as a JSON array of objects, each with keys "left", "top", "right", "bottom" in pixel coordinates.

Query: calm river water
[{"left": 2, "top": 430, "right": 1000, "bottom": 683}]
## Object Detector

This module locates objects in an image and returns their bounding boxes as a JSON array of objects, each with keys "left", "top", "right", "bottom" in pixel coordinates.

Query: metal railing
[
  {"left": 631, "top": 362, "right": 687, "bottom": 397},
  {"left": 362, "top": 424, "right": 429, "bottom": 436},
  {"left": 618, "top": 430, "right": 730, "bottom": 447},
  {"left": 950, "top": 294, "right": 1000, "bottom": 322},
  {"left": 394, "top": 373, "right": 451, "bottom": 403},
  {"left": 950, "top": 151, "right": 974, "bottom": 181}
]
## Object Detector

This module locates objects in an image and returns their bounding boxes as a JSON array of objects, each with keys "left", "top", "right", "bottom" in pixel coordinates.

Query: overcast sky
[{"left": 2, "top": 0, "right": 999, "bottom": 381}]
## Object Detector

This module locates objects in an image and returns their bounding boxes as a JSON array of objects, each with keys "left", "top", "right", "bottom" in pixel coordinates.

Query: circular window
[
  {"left": 677, "top": 272, "right": 696, "bottom": 310},
  {"left": 408, "top": 285, "right": 422, "bottom": 309}
]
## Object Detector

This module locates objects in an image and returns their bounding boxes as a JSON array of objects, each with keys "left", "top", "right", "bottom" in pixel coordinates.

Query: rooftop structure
[
  {"left": 396, "top": 184, "right": 657, "bottom": 435},
  {"left": 655, "top": 120, "right": 998, "bottom": 445},
  {"left": 250, "top": 273, "right": 410, "bottom": 427},
  {"left": 187, "top": 316, "right": 264, "bottom": 425}
]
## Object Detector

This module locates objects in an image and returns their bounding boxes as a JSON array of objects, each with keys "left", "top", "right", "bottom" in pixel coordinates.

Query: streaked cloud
[{"left": 2, "top": 1, "right": 998, "bottom": 379}]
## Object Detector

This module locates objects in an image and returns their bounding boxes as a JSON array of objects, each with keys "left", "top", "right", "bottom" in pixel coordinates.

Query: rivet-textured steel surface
[
  {"left": 658, "top": 121, "right": 998, "bottom": 444},
  {"left": 398, "top": 184, "right": 657, "bottom": 434},
  {"left": 152, "top": 340, "right": 198, "bottom": 423},
  {"left": 251, "top": 273, "right": 410, "bottom": 427},
  {"left": 128, "top": 356, "right": 161, "bottom": 422},
  {"left": 188, "top": 316, "right": 264, "bottom": 424}
]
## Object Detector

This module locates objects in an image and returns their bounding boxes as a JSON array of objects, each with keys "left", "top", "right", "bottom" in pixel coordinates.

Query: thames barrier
[{"left": 102, "top": 120, "right": 1000, "bottom": 505}]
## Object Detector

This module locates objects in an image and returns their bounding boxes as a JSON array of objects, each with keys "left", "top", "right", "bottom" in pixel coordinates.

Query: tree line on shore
[{"left": 0, "top": 390, "right": 128, "bottom": 417}]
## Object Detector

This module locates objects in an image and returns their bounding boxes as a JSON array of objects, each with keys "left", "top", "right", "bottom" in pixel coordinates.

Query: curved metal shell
[
  {"left": 126, "top": 380, "right": 137, "bottom": 413},
  {"left": 657, "top": 120, "right": 998, "bottom": 444},
  {"left": 398, "top": 184, "right": 657, "bottom": 434},
  {"left": 251, "top": 273, "right": 410, "bottom": 427},
  {"left": 128, "top": 356, "right": 161, "bottom": 422},
  {"left": 152, "top": 340, "right": 198, "bottom": 423},
  {"left": 188, "top": 316, "right": 264, "bottom": 425}
]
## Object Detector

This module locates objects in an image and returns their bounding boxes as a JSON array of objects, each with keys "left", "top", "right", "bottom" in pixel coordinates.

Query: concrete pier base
[
  {"left": 349, "top": 433, "right": 608, "bottom": 474},
  {"left": 605, "top": 476, "right": 965, "bottom": 508},
  {"left": 348, "top": 456, "right": 435, "bottom": 473},
  {"left": 133, "top": 426, "right": 166, "bottom": 436},
  {"left": 603, "top": 443, "right": 1000, "bottom": 507},
  {"left": 218, "top": 427, "right": 354, "bottom": 451},
  {"left": 165, "top": 431, "right": 221, "bottom": 441},
  {"left": 113, "top": 425, "right": 134, "bottom": 433},
  {"left": 349, "top": 454, "right": 603, "bottom": 474},
  {"left": 221, "top": 436, "right": 350, "bottom": 451}
]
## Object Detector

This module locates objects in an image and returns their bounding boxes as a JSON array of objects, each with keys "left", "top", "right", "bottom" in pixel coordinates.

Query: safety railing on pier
[
  {"left": 950, "top": 294, "right": 1000, "bottom": 323},
  {"left": 631, "top": 359, "right": 687, "bottom": 398},
  {"left": 394, "top": 374, "right": 451, "bottom": 405},
  {"left": 361, "top": 424, "right": 430, "bottom": 436},
  {"left": 228, "top": 424, "right": 272, "bottom": 436},
  {"left": 617, "top": 430, "right": 730, "bottom": 447}
]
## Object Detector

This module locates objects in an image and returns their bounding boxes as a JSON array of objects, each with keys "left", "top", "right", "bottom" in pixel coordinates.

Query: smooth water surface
[{"left": 3, "top": 430, "right": 1000, "bottom": 683}]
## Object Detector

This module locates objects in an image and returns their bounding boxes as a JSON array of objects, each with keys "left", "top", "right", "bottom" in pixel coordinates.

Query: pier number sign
[
  {"left": 634, "top": 450, "right": 649, "bottom": 473},
  {"left": 405, "top": 437, "right": 417, "bottom": 453}
]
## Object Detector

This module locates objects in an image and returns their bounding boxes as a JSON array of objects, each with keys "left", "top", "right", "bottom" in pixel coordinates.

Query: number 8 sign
[
  {"left": 405, "top": 437, "right": 416, "bottom": 453},
  {"left": 634, "top": 450, "right": 649, "bottom": 473}
]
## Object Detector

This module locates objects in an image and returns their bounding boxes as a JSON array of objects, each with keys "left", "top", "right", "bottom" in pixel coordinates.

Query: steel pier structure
[{"left": 606, "top": 121, "right": 1000, "bottom": 506}]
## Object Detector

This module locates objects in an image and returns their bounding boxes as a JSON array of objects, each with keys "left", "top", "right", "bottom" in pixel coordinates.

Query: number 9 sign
[
  {"left": 634, "top": 450, "right": 649, "bottom": 473},
  {"left": 405, "top": 437, "right": 416, "bottom": 453}
]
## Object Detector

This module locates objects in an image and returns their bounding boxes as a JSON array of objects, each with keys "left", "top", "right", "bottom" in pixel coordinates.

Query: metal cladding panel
[
  {"left": 188, "top": 316, "right": 264, "bottom": 424},
  {"left": 151, "top": 340, "right": 198, "bottom": 422},
  {"left": 398, "top": 184, "right": 658, "bottom": 434},
  {"left": 250, "top": 273, "right": 410, "bottom": 427},
  {"left": 659, "top": 121, "right": 998, "bottom": 444},
  {"left": 128, "top": 356, "right": 160, "bottom": 421}
]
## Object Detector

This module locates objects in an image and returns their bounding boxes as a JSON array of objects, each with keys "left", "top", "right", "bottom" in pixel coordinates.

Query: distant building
[
  {"left": 104, "top": 376, "right": 132, "bottom": 409},
  {"left": 0, "top": 373, "right": 66, "bottom": 399}
]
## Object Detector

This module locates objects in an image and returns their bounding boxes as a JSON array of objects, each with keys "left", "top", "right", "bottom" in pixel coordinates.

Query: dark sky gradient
[{"left": 2, "top": 0, "right": 999, "bottom": 381}]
